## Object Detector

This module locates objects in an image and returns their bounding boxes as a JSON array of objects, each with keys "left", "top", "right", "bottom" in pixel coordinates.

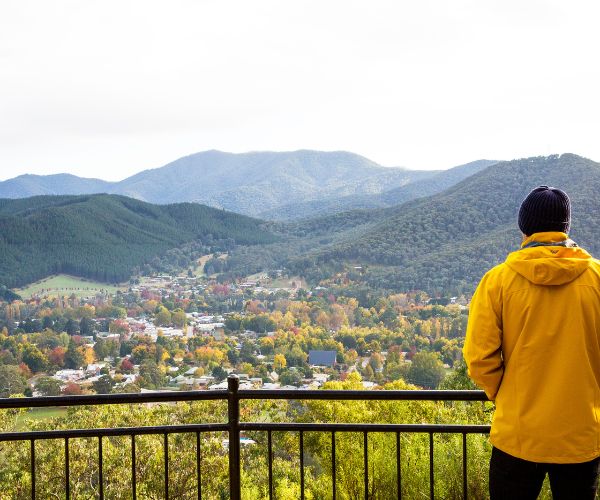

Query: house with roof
[{"left": 308, "top": 350, "right": 337, "bottom": 368}]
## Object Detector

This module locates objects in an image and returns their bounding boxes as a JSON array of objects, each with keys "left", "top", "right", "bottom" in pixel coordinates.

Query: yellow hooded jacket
[{"left": 464, "top": 232, "right": 600, "bottom": 463}]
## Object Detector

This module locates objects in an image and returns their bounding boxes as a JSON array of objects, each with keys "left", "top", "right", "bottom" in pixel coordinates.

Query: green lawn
[
  {"left": 193, "top": 254, "right": 213, "bottom": 277},
  {"left": 269, "top": 276, "right": 304, "bottom": 289},
  {"left": 15, "top": 274, "right": 126, "bottom": 299},
  {"left": 14, "top": 407, "right": 69, "bottom": 431},
  {"left": 245, "top": 273, "right": 304, "bottom": 289}
]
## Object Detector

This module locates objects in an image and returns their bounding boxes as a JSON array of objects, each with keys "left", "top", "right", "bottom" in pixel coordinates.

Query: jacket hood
[{"left": 505, "top": 232, "right": 592, "bottom": 286}]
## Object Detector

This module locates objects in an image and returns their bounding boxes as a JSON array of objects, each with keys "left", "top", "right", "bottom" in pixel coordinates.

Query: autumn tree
[
  {"left": 273, "top": 353, "right": 287, "bottom": 372},
  {"left": 62, "top": 382, "right": 83, "bottom": 395},
  {"left": 48, "top": 346, "right": 67, "bottom": 367}
]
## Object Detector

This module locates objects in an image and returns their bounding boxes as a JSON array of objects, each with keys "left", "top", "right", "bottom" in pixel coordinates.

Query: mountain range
[
  {"left": 2, "top": 151, "right": 597, "bottom": 296},
  {"left": 0, "top": 150, "right": 493, "bottom": 220},
  {"left": 286, "top": 153, "right": 600, "bottom": 294},
  {"left": 221, "top": 153, "right": 600, "bottom": 295}
]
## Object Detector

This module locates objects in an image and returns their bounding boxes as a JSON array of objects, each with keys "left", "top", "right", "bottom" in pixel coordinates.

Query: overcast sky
[{"left": 1, "top": 0, "right": 599, "bottom": 181}]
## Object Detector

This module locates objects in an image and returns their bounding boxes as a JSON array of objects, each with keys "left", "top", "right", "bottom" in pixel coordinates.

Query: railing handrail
[
  {"left": 0, "top": 388, "right": 488, "bottom": 409},
  {"left": 0, "top": 423, "right": 230, "bottom": 442},
  {"left": 0, "top": 390, "right": 229, "bottom": 409},
  {"left": 238, "top": 389, "right": 488, "bottom": 401}
]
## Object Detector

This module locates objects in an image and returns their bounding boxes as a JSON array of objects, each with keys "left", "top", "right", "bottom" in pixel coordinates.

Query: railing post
[{"left": 228, "top": 375, "right": 241, "bottom": 500}]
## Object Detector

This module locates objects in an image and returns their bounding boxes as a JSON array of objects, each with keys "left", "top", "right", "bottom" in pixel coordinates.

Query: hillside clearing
[{"left": 15, "top": 274, "right": 126, "bottom": 298}]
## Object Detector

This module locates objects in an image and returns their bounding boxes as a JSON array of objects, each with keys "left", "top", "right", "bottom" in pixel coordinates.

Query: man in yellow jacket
[{"left": 464, "top": 186, "right": 600, "bottom": 499}]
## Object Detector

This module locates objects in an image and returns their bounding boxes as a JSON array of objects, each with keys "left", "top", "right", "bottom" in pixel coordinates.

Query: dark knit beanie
[{"left": 518, "top": 185, "right": 571, "bottom": 236}]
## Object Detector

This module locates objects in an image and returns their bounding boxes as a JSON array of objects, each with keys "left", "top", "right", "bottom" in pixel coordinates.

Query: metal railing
[{"left": 0, "top": 375, "right": 490, "bottom": 499}]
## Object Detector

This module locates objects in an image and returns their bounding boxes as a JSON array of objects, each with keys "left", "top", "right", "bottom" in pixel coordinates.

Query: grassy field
[
  {"left": 245, "top": 273, "right": 304, "bottom": 289},
  {"left": 14, "top": 407, "right": 69, "bottom": 431},
  {"left": 193, "top": 254, "right": 213, "bottom": 277},
  {"left": 192, "top": 253, "right": 229, "bottom": 277},
  {"left": 15, "top": 274, "right": 126, "bottom": 299}
]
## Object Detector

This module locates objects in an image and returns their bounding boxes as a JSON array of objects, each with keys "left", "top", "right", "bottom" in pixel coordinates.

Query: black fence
[{"left": 0, "top": 376, "right": 490, "bottom": 499}]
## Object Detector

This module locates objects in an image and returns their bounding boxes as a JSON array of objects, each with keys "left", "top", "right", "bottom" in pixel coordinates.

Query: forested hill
[
  {"left": 0, "top": 173, "right": 113, "bottom": 199},
  {"left": 0, "top": 194, "right": 276, "bottom": 288},
  {"left": 288, "top": 154, "right": 600, "bottom": 294},
  {"left": 258, "top": 159, "right": 497, "bottom": 220}
]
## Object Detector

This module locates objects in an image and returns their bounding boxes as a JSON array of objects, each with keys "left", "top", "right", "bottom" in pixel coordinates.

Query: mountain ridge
[
  {"left": 0, "top": 150, "right": 490, "bottom": 218},
  {"left": 219, "top": 153, "right": 600, "bottom": 295},
  {"left": 289, "top": 153, "right": 600, "bottom": 293},
  {"left": 0, "top": 173, "right": 114, "bottom": 199},
  {"left": 258, "top": 159, "right": 497, "bottom": 220}
]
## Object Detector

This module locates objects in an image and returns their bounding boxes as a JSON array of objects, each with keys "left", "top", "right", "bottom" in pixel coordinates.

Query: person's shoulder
[
  {"left": 482, "top": 262, "right": 509, "bottom": 280},
  {"left": 585, "top": 257, "right": 600, "bottom": 275},
  {"left": 475, "top": 262, "right": 510, "bottom": 290}
]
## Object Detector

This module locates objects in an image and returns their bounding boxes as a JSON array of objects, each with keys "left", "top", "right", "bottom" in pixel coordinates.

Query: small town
[{"left": 1, "top": 268, "right": 468, "bottom": 399}]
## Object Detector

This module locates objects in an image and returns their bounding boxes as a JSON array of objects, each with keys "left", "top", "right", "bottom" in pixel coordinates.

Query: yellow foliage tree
[{"left": 273, "top": 353, "right": 287, "bottom": 371}]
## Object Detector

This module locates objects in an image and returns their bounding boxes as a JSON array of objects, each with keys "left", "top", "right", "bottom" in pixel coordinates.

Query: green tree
[
  {"left": 79, "top": 317, "right": 94, "bottom": 336},
  {"left": 172, "top": 309, "right": 187, "bottom": 328},
  {"left": 92, "top": 374, "right": 115, "bottom": 394},
  {"left": 154, "top": 306, "right": 172, "bottom": 327},
  {"left": 35, "top": 376, "right": 62, "bottom": 396},
  {"left": 0, "top": 365, "right": 27, "bottom": 397},
  {"left": 406, "top": 352, "right": 446, "bottom": 389},
  {"left": 279, "top": 369, "right": 302, "bottom": 387},
  {"left": 94, "top": 338, "right": 109, "bottom": 360},
  {"left": 22, "top": 345, "right": 49, "bottom": 373},
  {"left": 211, "top": 366, "right": 228, "bottom": 381},
  {"left": 64, "top": 340, "right": 85, "bottom": 369},
  {"left": 440, "top": 359, "right": 478, "bottom": 390},
  {"left": 65, "top": 318, "right": 79, "bottom": 335},
  {"left": 284, "top": 345, "right": 307, "bottom": 367},
  {"left": 138, "top": 360, "right": 164, "bottom": 389}
]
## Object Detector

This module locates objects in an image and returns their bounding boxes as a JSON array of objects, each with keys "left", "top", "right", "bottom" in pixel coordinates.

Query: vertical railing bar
[
  {"left": 98, "top": 436, "right": 104, "bottom": 500},
  {"left": 429, "top": 432, "right": 434, "bottom": 500},
  {"left": 228, "top": 375, "right": 241, "bottom": 500},
  {"left": 268, "top": 430, "right": 273, "bottom": 500},
  {"left": 332, "top": 431, "right": 336, "bottom": 500},
  {"left": 196, "top": 432, "right": 201, "bottom": 500},
  {"left": 462, "top": 433, "right": 468, "bottom": 500},
  {"left": 131, "top": 434, "right": 137, "bottom": 500},
  {"left": 396, "top": 432, "right": 401, "bottom": 500},
  {"left": 65, "top": 438, "right": 70, "bottom": 500},
  {"left": 31, "top": 439, "right": 35, "bottom": 500},
  {"left": 164, "top": 432, "right": 169, "bottom": 500},
  {"left": 299, "top": 431, "right": 305, "bottom": 500},
  {"left": 364, "top": 431, "right": 369, "bottom": 500}
]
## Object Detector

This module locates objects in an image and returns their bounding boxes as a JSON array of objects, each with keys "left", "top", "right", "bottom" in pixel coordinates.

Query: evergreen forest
[{"left": 0, "top": 194, "right": 276, "bottom": 288}]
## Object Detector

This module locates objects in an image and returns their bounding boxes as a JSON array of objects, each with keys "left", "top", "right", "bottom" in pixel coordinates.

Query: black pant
[{"left": 489, "top": 447, "right": 600, "bottom": 499}]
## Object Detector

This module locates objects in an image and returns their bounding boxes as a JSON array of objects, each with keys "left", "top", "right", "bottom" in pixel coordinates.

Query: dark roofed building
[{"left": 309, "top": 350, "right": 337, "bottom": 367}]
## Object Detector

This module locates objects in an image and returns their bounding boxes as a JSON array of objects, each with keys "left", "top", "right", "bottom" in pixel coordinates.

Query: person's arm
[{"left": 463, "top": 270, "right": 504, "bottom": 400}]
